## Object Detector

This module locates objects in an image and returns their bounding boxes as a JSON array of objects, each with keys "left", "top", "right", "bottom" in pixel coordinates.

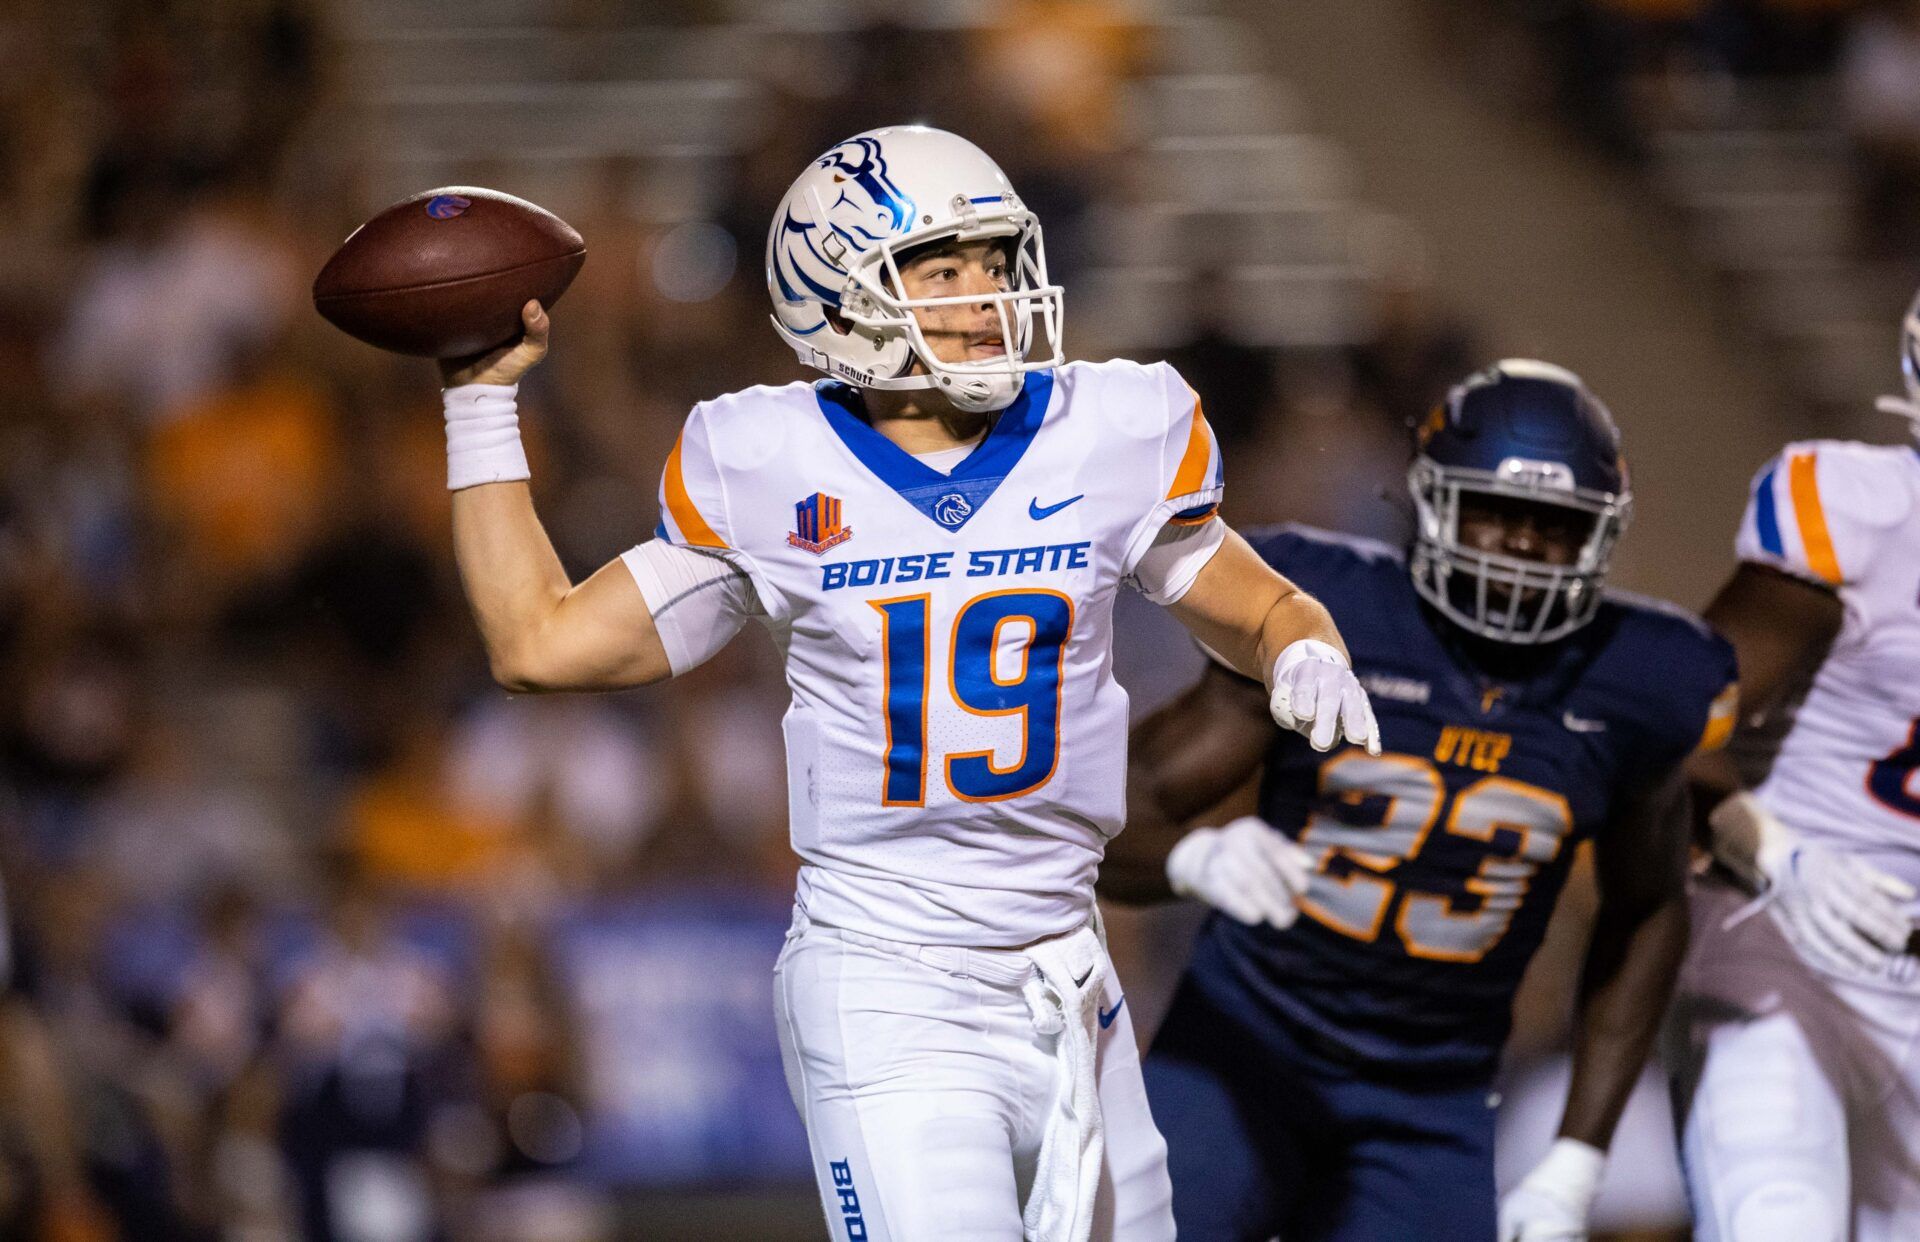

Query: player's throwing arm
[
  {"left": 436, "top": 304, "right": 687, "bottom": 693},
  {"left": 311, "top": 189, "right": 688, "bottom": 693}
]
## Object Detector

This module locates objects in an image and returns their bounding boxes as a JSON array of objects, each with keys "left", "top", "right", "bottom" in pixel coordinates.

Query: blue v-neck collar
[{"left": 812, "top": 370, "right": 1055, "bottom": 532}]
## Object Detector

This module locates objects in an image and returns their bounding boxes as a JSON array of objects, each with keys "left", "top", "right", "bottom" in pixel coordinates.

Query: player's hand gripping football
[
  {"left": 439, "top": 300, "right": 550, "bottom": 388},
  {"left": 1267, "top": 638, "right": 1382, "bottom": 754},
  {"left": 1165, "top": 815, "right": 1314, "bottom": 928}
]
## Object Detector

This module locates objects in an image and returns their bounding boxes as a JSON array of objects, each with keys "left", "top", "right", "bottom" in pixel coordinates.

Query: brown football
[{"left": 313, "top": 187, "right": 585, "bottom": 358}]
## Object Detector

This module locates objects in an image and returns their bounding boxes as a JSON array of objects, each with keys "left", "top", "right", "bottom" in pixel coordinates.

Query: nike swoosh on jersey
[
  {"left": 1561, "top": 711, "right": 1607, "bottom": 733},
  {"left": 1098, "top": 997, "right": 1126, "bottom": 1029},
  {"left": 1029, "top": 494, "right": 1085, "bottom": 520}
]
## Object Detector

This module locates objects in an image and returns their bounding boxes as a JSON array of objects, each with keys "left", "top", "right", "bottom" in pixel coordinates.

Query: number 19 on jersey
[{"left": 872, "top": 589, "right": 1075, "bottom": 806}]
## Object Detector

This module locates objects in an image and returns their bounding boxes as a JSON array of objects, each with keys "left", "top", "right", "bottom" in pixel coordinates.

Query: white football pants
[
  {"left": 1669, "top": 877, "right": 1920, "bottom": 1242},
  {"left": 772, "top": 909, "right": 1176, "bottom": 1242}
]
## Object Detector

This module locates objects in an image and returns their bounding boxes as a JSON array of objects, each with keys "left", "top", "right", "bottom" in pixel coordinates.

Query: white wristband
[
  {"left": 1529, "top": 1137, "right": 1606, "bottom": 1203},
  {"left": 1268, "top": 638, "right": 1349, "bottom": 691},
  {"left": 444, "top": 383, "right": 530, "bottom": 491}
]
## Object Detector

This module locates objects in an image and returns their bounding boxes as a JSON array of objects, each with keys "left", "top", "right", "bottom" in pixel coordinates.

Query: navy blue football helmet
[{"left": 1408, "top": 360, "right": 1632, "bottom": 644}]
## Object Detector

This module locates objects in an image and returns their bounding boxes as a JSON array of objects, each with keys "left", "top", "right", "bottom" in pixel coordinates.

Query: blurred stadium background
[{"left": 2, "top": 0, "right": 1916, "bottom": 1237}]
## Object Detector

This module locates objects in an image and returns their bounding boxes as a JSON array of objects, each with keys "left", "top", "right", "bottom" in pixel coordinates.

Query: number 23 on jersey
[
  {"left": 1297, "top": 752, "right": 1574, "bottom": 963},
  {"left": 872, "top": 589, "right": 1074, "bottom": 806}
]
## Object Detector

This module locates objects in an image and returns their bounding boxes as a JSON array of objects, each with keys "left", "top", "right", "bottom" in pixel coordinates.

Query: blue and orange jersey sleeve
[
  {"left": 655, "top": 403, "right": 732, "bottom": 551},
  {"left": 1120, "top": 363, "right": 1229, "bottom": 575},
  {"left": 639, "top": 401, "right": 791, "bottom": 623},
  {"left": 1735, "top": 441, "right": 1911, "bottom": 590},
  {"left": 1159, "top": 366, "right": 1226, "bottom": 525}
]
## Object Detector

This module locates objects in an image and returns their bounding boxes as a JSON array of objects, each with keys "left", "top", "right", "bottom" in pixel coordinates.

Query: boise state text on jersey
[
  {"left": 1185, "top": 524, "right": 1737, "bottom": 1073},
  {"left": 652, "top": 358, "right": 1225, "bottom": 948}
]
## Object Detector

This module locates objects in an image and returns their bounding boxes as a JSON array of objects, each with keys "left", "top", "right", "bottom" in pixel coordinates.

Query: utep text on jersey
[{"left": 1184, "top": 524, "right": 1737, "bottom": 1072}]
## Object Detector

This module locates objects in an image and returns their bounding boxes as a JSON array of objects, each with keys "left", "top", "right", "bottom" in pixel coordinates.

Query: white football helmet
[
  {"left": 766, "top": 125, "right": 1064, "bottom": 413},
  {"left": 1875, "top": 287, "right": 1920, "bottom": 438}
]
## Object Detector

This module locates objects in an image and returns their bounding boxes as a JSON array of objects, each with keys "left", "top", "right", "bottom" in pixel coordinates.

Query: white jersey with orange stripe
[
  {"left": 651, "top": 359, "right": 1224, "bottom": 947},
  {"left": 1736, "top": 440, "right": 1920, "bottom": 883}
]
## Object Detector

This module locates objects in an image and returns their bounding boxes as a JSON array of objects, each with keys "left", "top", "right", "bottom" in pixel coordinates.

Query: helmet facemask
[
  {"left": 1408, "top": 458, "right": 1631, "bottom": 645},
  {"left": 833, "top": 193, "right": 1064, "bottom": 413},
  {"left": 1875, "top": 293, "right": 1920, "bottom": 439}
]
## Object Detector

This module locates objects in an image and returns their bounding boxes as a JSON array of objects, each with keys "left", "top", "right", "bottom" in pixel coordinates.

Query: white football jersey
[
  {"left": 650, "top": 360, "right": 1224, "bottom": 946},
  {"left": 1736, "top": 440, "right": 1920, "bottom": 885}
]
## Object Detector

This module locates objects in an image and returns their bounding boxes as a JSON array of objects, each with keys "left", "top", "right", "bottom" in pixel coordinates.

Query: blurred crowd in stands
[
  {"left": 0, "top": 2, "right": 1482, "bottom": 1237},
  {"left": 1475, "top": 0, "right": 1920, "bottom": 258}
]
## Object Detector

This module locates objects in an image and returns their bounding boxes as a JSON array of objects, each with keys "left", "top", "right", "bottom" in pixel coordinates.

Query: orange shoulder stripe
[
  {"left": 664, "top": 432, "right": 728, "bottom": 549},
  {"left": 1787, "top": 452, "right": 1840, "bottom": 584},
  {"left": 1166, "top": 395, "right": 1216, "bottom": 500}
]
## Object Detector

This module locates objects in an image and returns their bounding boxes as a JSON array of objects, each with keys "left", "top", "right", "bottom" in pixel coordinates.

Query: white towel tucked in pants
[{"left": 773, "top": 909, "right": 1175, "bottom": 1241}]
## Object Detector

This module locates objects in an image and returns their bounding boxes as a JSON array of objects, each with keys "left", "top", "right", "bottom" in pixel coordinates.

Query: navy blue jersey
[{"left": 1186, "top": 524, "right": 1737, "bottom": 1075}]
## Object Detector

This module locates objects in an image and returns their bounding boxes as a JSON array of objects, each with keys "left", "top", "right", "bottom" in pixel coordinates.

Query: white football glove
[
  {"left": 1165, "top": 815, "right": 1315, "bottom": 928},
  {"left": 1498, "top": 1138, "right": 1604, "bottom": 1242},
  {"left": 1710, "top": 792, "right": 1916, "bottom": 976},
  {"left": 1267, "top": 639, "right": 1382, "bottom": 754}
]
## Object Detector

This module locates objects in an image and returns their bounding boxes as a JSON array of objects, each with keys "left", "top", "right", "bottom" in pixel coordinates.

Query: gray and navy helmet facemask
[{"left": 1408, "top": 360, "right": 1632, "bottom": 646}]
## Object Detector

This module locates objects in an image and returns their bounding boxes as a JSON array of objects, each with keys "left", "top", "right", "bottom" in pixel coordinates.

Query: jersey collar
[
  {"left": 812, "top": 370, "right": 1055, "bottom": 533},
  {"left": 1414, "top": 592, "right": 1606, "bottom": 714}
]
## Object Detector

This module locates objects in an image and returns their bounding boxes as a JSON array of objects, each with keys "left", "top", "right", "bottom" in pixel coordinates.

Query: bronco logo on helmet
[
  {"left": 771, "top": 137, "right": 916, "bottom": 310},
  {"left": 819, "top": 137, "right": 915, "bottom": 235}
]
